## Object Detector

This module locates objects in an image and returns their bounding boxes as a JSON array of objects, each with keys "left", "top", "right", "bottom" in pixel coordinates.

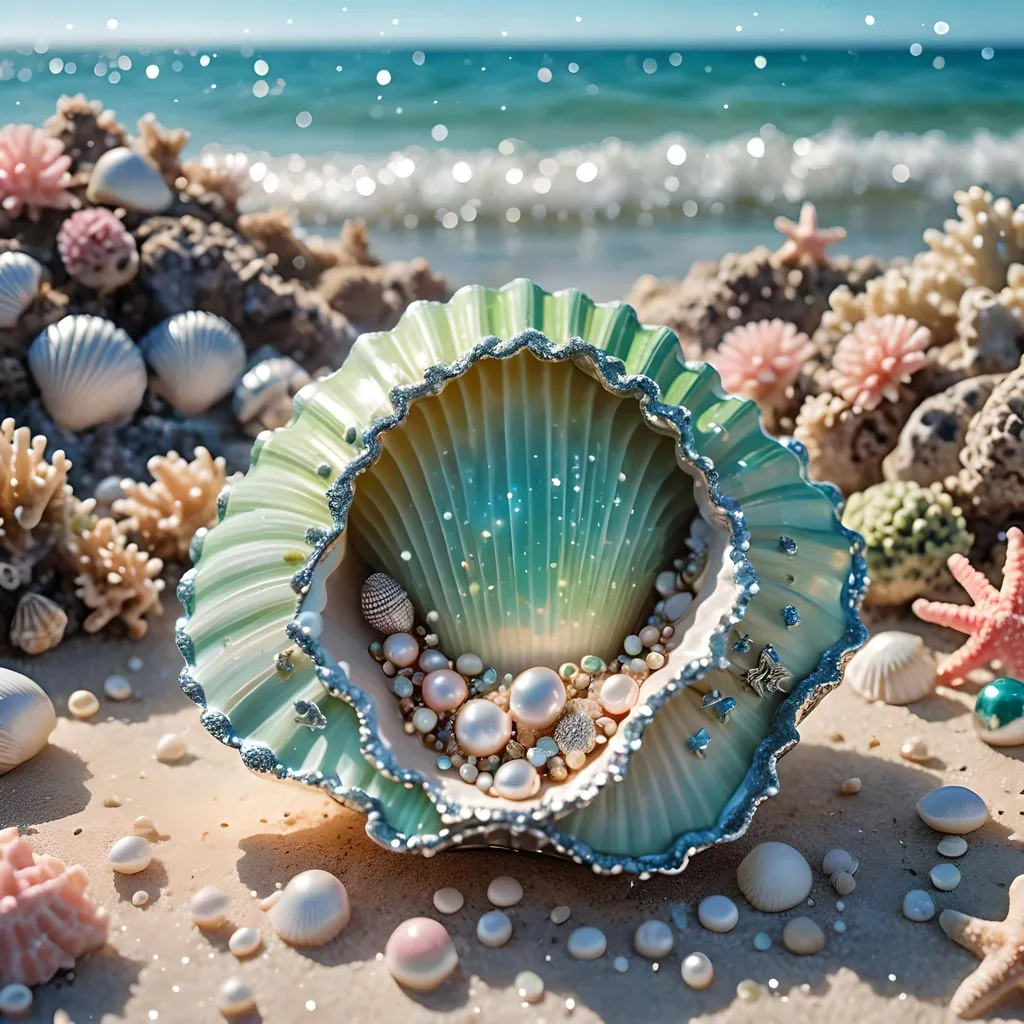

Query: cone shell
[
  {"left": 736, "top": 841, "right": 813, "bottom": 912},
  {"left": 265, "top": 869, "right": 350, "bottom": 947},
  {"left": 0, "top": 667, "right": 56, "bottom": 775},
  {"left": 844, "top": 631, "right": 936, "bottom": 705},
  {"left": 10, "top": 592, "right": 67, "bottom": 656},
  {"left": 86, "top": 146, "right": 173, "bottom": 213},
  {"left": 0, "top": 251, "right": 42, "bottom": 329},
  {"left": 140, "top": 311, "right": 246, "bottom": 415},
  {"left": 27, "top": 315, "right": 147, "bottom": 432},
  {"left": 359, "top": 572, "right": 415, "bottom": 634}
]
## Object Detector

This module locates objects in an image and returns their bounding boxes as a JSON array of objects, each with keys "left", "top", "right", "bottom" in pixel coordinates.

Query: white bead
[
  {"left": 418, "top": 649, "right": 450, "bottom": 673},
  {"left": 216, "top": 976, "right": 256, "bottom": 1016},
  {"left": 156, "top": 732, "right": 187, "bottom": 763},
  {"left": 382, "top": 633, "right": 420, "bottom": 668},
  {"left": 697, "top": 895, "right": 738, "bottom": 933},
  {"left": 681, "top": 952, "right": 715, "bottom": 989},
  {"left": 493, "top": 759, "right": 540, "bottom": 800},
  {"left": 597, "top": 673, "right": 639, "bottom": 715},
  {"left": 455, "top": 653, "right": 484, "bottom": 676},
  {"left": 190, "top": 886, "right": 231, "bottom": 928},
  {"left": 422, "top": 670, "right": 468, "bottom": 712},
  {"left": 455, "top": 700, "right": 512, "bottom": 756},
  {"left": 487, "top": 875, "right": 523, "bottom": 907},
  {"left": 228, "top": 926, "right": 262, "bottom": 958},
  {"left": 107, "top": 835, "right": 152, "bottom": 874},
  {"left": 68, "top": 689, "right": 100, "bottom": 719},
  {"left": 412, "top": 707, "right": 438, "bottom": 733},
  {"left": 633, "top": 920, "right": 674, "bottom": 959},
  {"left": 509, "top": 667, "right": 566, "bottom": 729},
  {"left": 567, "top": 925, "right": 606, "bottom": 960},
  {"left": 477, "top": 910, "right": 513, "bottom": 947}
]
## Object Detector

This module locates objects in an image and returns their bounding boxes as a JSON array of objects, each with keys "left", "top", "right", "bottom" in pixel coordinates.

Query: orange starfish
[
  {"left": 913, "top": 527, "right": 1024, "bottom": 686},
  {"left": 940, "top": 873, "right": 1024, "bottom": 1019},
  {"left": 773, "top": 201, "right": 846, "bottom": 265}
]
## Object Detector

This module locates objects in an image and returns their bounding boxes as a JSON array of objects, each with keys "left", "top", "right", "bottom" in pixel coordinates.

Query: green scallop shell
[{"left": 177, "top": 278, "right": 866, "bottom": 872}]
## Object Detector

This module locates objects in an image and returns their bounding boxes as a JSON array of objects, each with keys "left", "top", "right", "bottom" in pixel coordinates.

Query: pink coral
[
  {"left": 0, "top": 827, "right": 109, "bottom": 985},
  {"left": 0, "top": 125, "right": 75, "bottom": 218},
  {"left": 828, "top": 313, "right": 931, "bottom": 412},
  {"left": 709, "top": 318, "right": 814, "bottom": 404},
  {"left": 57, "top": 207, "right": 139, "bottom": 290}
]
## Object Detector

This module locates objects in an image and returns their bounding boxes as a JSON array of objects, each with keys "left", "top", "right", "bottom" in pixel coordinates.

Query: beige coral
[
  {"left": 817, "top": 188, "right": 1024, "bottom": 352},
  {"left": 0, "top": 417, "right": 72, "bottom": 551},
  {"left": 64, "top": 510, "right": 165, "bottom": 638},
  {"left": 135, "top": 113, "right": 190, "bottom": 187},
  {"left": 113, "top": 446, "right": 230, "bottom": 560},
  {"left": 0, "top": 826, "right": 109, "bottom": 986},
  {"left": 793, "top": 388, "right": 919, "bottom": 495}
]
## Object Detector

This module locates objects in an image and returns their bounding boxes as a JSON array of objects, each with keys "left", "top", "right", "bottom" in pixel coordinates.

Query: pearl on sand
[
  {"left": 68, "top": 689, "right": 100, "bottom": 719},
  {"left": 432, "top": 887, "right": 464, "bottom": 914},
  {"left": 106, "top": 835, "right": 152, "bottom": 874},
  {"left": 215, "top": 977, "right": 256, "bottom": 1017},
  {"left": 190, "top": 887, "right": 231, "bottom": 929},
  {"left": 681, "top": 952, "right": 715, "bottom": 989},
  {"left": 382, "top": 633, "right": 420, "bottom": 669},
  {"left": 103, "top": 674, "right": 133, "bottom": 701},
  {"left": 567, "top": 926, "right": 607, "bottom": 960},
  {"left": 422, "top": 670, "right": 469, "bottom": 712},
  {"left": 633, "top": 920, "right": 674, "bottom": 959},
  {"left": 385, "top": 917, "right": 459, "bottom": 991},
  {"left": 597, "top": 673, "right": 639, "bottom": 715},
  {"left": 455, "top": 700, "right": 512, "bottom": 757},
  {"left": 487, "top": 875, "right": 523, "bottom": 907},
  {"left": 477, "top": 910, "right": 513, "bottom": 947},
  {"left": 156, "top": 733, "right": 187, "bottom": 763},
  {"left": 697, "top": 895, "right": 738, "bottom": 933},
  {"left": 509, "top": 667, "right": 566, "bottom": 729},
  {"left": 228, "top": 927, "right": 262, "bottom": 958}
]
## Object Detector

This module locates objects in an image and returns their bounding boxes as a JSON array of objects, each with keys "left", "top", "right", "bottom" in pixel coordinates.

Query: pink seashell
[
  {"left": 57, "top": 208, "right": 139, "bottom": 291},
  {"left": 710, "top": 319, "right": 814, "bottom": 405},
  {"left": 0, "top": 126, "right": 74, "bottom": 218},
  {"left": 0, "top": 827, "right": 109, "bottom": 985},
  {"left": 829, "top": 314, "right": 932, "bottom": 412}
]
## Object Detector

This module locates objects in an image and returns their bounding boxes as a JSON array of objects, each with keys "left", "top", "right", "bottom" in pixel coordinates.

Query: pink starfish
[
  {"left": 913, "top": 526, "right": 1024, "bottom": 686},
  {"left": 773, "top": 202, "right": 847, "bottom": 265}
]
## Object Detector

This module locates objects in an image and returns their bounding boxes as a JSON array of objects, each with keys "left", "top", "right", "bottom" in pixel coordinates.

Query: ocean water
[{"left": 3, "top": 45, "right": 1023, "bottom": 296}]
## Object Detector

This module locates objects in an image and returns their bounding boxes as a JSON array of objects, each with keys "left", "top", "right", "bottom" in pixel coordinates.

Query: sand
[{"left": 2, "top": 601, "right": 1023, "bottom": 1024}]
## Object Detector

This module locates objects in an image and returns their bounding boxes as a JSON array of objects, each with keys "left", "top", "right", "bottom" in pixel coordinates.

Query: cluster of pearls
[{"left": 363, "top": 544, "right": 698, "bottom": 798}]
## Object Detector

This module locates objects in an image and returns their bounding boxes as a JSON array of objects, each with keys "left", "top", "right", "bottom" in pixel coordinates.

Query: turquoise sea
[{"left": 3, "top": 45, "right": 1022, "bottom": 295}]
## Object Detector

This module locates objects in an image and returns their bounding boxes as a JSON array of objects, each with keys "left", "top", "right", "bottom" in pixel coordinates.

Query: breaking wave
[{"left": 202, "top": 126, "right": 1024, "bottom": 229}]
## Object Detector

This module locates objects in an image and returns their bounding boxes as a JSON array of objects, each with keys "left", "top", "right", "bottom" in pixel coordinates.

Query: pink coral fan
[
  {"left": 828, "top": 313, "right": 931, "bottom": 412},
  {"left": 57, "top": 207, "right": 139, "bottom": 291},
  {"left": 0, "top": 826, "right": 108, "bottom": 985},
  {"left": 0, "top": 125, "right": 75, "bottom": 218},
  {"left": 709, "top": 318, "right": 814, "bottom": 405}
]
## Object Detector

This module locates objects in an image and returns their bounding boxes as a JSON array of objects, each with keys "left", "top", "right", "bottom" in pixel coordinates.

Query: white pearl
[
  {"left": 156, "top": 732, "right": 187, "bottom": 763},
  {"left": 681, "top": 952, "right": 715, "bottom": 989},
  {"left": 477, "top": 910, "right": 513, "bottom": 947},
  {"left": 190, "top": 886, "right": 231, "bottom": 928},
  {"left": 697, "top": 895, "right": 738, "bottom": 933},
  {"left": 455, "top": 653, "right": 484, "bottom": 676},
  {"left": 383, "top": 633, "right": 419, "bottom": 668},
  {"left": 634, "top": 920, "right": 674, "bottom": 959},
  {"left": 567, "top": 925, "right": 606, "bottom": 960},
  {"left": 597, "top": 673, "right": 639, "bottom": 715},
  {"left": 418, "top": 649, "right": 449, "bottom": 673},
  {"left": 509, "top": 667, "right": 566, "bottom": 730},
  {"left": 107, "top": 835, "right": 152, "bottom": 874},
  {"left": 455, "top": 699, "right": 512, "bottom": 756},
  {"left": 422, "top": 670, "right": 468, "bottom": 712},
  {"left": 493, "top": 759, "right": 540, "bottom": 800},
  {"left": 216, "top": 977, "right": 256, "bottom": 1016},
  {"left": 412, "top": 707, "right": 438, "bottom": 733}
]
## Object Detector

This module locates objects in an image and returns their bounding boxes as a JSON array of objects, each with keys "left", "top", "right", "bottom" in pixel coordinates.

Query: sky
[{"left": 0, "top": 0, "right": 1015, "bottom": 47}]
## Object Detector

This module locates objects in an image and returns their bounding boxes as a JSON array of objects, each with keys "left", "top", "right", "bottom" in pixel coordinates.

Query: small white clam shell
[
  {"left": 0, "top": 667, "right": 56, "bottom": 775},
  {"left": 9, "top": 592, "right": 67, "bottom": 656},
  {"left": 265, "top": 869, "right": 350, "bottom": 946},
  {"left": 140, "top": 311, "right": 246, "bottom": 415},
  {"left": 845, "top": 631, "right": 936, "bottom": 705},
  {"left": 86, "top": 146, "right": 173, "bottom": 213},
  {"left": 107, "top": 835, "right": 152, "bottom": 874},
  {"left": 736, "top": 841, "right": 813, "bottom": 912},
  {"left": 28, "top": 315, "right": 147, "bottom": 432},
  {"left": 917, "top": 785, "right": 989, "bottom": 834},
  {"left": 0, "top": 251, "right": 43, "bottom": 328}
]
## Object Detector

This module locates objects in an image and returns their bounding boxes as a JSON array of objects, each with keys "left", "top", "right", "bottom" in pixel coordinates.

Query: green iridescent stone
[{"left": 974, "top": 677, "right": 1024, "bottom": 747}]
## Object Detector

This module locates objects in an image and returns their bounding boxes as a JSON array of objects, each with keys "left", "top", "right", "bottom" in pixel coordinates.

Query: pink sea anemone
[
  {"left": 0, "top": 125, "right": 75, "bottom": 218},
  {"left": 57, "top": 207, "right": 139, "bottom": 291},
  {"left": 0, "top": 826, "right": 109, "bottom": 985},
  {"left": 829, "top": 314, "right": 931, "bottom": 412},
  {"left": 710, "top": 318, "right": 815, "bottom": 405}
]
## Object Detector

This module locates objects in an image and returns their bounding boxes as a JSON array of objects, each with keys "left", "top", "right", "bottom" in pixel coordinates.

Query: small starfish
[
  {"left": 773, "top": 201, "right": 847, "bottom": 265},
  {"left": 913, "top": 527, "right": 1024, "bottom": 686},
  {"left": 939, "top": 873, "right": 1024, "bottom": 1019}
]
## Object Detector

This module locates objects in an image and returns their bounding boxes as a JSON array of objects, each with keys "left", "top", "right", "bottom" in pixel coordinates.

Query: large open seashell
[
  {"left": 0, "top": 251, "right": 43, "bottom": 329},
  {"left": 141, "top": 311, "right": 247, "bottom": 416},
  {"left": 178, "top": 280, "right": 866, "bottom": 873},
  {"left": 27, "top": 315, "right": 147, "bottom": 432}
]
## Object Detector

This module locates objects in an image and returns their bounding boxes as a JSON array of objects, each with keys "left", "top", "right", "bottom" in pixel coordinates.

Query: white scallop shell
[
  {"left": 265, "top": 869, "right": 350, "bottom": 947},
  {"left": 140, "top": 311, "right": 246, "bottom": 415},
  {"left": 86, "top": 147, "right": 173, "bottom": 213},
  {"left": 27, "top": 315, "right": 147, "bottom": 432},
  {"left": 0, "top": 251, "right": 43, "bottom": 329},
  {"left": 736, "top": 841, "right": 813, "bottom": 912},
  {"left": 0, "top": 668, "right": 56, "bottom": 775},
  {"left": 10, "top": 593, "right": 67, "bottom": 656},
  {"left": 844, "top": 631, "right": 936, "bottom": 705}
]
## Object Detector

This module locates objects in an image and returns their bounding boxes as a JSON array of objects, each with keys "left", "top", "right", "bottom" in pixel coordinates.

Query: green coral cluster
[{"left": 842, "top": 480, "right": 973, "bottom": 606}]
